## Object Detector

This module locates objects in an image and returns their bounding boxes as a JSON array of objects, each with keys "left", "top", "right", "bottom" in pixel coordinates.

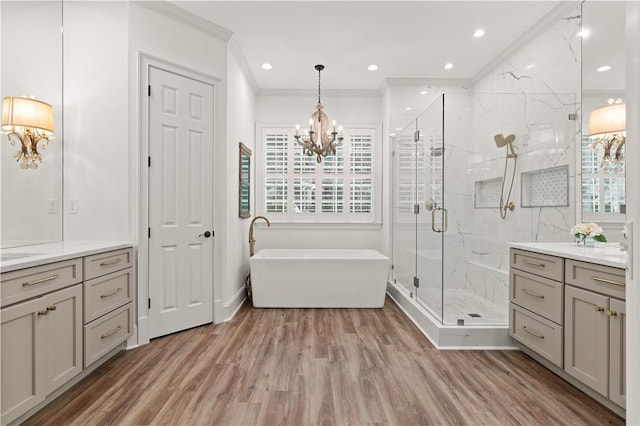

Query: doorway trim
[{"left": 136, "top": 52, "right": 221, "bottom": 346}]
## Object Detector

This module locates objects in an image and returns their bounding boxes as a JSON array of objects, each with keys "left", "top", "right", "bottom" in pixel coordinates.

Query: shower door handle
[{"left": 431, "top": 207, "right": 448, "bottom": 233}]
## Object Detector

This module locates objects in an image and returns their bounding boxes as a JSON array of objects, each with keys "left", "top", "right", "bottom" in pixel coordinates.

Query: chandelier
[
  {"left": 294, "top": 64, "right": 343, "bottom": 163},
  {"left": 588, "top": 100, "right": 626, "bottom": 173}
]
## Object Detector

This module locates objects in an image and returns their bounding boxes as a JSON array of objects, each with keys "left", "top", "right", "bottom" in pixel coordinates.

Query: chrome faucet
[{"left": 249, "top": 216, "right": 270, "bottom": 256}]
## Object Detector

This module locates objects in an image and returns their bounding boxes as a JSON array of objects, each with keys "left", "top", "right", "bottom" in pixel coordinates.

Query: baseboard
[{"left": 224, "top": 286, "right": 247, "bottom": 321}]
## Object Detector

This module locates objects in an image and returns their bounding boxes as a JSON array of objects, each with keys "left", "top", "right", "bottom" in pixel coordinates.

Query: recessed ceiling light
[
  {"left": 473, "top": 29, "right": 485, "bottom": 38},
  {"left": 420, "top": 90, "right": 428, "bottom": 95},
  {"left": 526, "top": 63, "right": 536, "bottom": 70},
  {"left": 367, "top": 64, "right": 379, "bottom": 71},
  {"left": 405, "top": 107, "right": 412, "bottom": 111},
  {"left": 444, "top": 63, "right": 454, "bottom": 70},
  {"left": 596, "top": 65, "right": 612, "bottom": 72},
  {"left": 395, "top": 127, "right": 402, "bottom": 131},
  {"left": 389, "top": 133, "right": 396, "bottom": 137},
  {"left": 261, "top": 63, "right": 273, "bottom": 70},
  {"left": 578, "top": 28, "right": 590, "bottom": 38}
]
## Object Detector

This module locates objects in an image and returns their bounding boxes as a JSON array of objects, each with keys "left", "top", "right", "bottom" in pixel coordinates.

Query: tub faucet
[{"left": 249, "top": 216, "right": 270, "bottom": 256}]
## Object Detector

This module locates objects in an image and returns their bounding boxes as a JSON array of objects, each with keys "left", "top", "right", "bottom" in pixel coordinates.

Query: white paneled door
[{"left": 148, "top": 66, "right": 214, "bottom": 339}]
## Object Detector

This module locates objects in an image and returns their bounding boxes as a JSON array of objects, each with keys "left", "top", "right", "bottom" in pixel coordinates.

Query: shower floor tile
[{"left": 416, "top": 288, "right": 508, "bottom": 326}]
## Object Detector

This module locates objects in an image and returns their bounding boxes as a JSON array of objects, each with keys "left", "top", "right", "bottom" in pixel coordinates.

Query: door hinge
[
  {"left": 148, "top": 156, "right": 151, "bottom": 167},
  {"left": 413, "top": 276, "right": 420, "bottom": 288},
  {"left": 568, "top": 113, "right": 578, "bottom": 121},
  {"left": 148, "top": 227, "right": 151, "bottom": 238},
  {"left": 148, "top": 85, "right": 151, "bottom": 97},
  {"left": 414, "top": 204, "right": 420, "bottom": 214},
  {"left": 391, "top": 264, "right": 395, "bottom": 270},
  {"left": 148, "top": 298, "right": 151, "bottom": 309}
]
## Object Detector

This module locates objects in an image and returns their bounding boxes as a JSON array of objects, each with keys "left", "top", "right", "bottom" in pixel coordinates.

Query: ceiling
[{"left": 169, "top": 1, "right": 565, "bottom": 91}]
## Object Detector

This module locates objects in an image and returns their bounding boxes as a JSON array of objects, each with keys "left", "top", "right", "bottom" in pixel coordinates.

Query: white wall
[
  {"left": 225, "top": 47, "right": 256, "bottom": 316},
  {"left": 63, "top": 1, "right": 129, "bottom": 241},
  {"left": 254, "top": 93, "right": 385, "bottom": 252}
]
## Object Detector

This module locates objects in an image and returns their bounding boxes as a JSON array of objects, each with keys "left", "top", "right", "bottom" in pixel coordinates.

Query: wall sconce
[
  {"left": 2, "top": 96, "right": 55, "bottom": 169},
  {"left": 588, "top": 100, "right": 626, "bottom": 173}
]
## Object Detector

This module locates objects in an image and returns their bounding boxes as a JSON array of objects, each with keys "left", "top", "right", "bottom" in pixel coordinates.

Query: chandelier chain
[{"left": 317, "top": 67, "right": 321, "bottom": 104}]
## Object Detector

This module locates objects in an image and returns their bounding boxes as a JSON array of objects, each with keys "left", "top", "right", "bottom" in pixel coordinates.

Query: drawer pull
[
  {"left": 521, "top": 326, "right": 544, "bottom": 339},
  {"left": 47, "top": 305, "right": 57, "bottom": 311},
  {"left": 101, "top": 325, "right": 122, "bottom": 339},
  {"left": 591, "top": 275, "right": 625, "bottom": 287},
  {"left": 100, "top": 288, "right": 122, "bottom": 299},
  {"left": 37, "top": 309, "right": 49, "bottom": 316},
  {"left": 22, "top": 274, "right": 60, "bottom": 287},
  {"left": 522, "top": 288, "right": 545, "bottom": 299},
  {"left": 607, "top": 310, "right": 618, "bottom": 317},
  {"left": 595, "top": 306, "right": 605, "bottom": 312},
  {"left": 100, "top": 258, "right": 122, "bottom": 267},
  {"left": 523, "top": 259, "right": 545, "bottom": 267}
]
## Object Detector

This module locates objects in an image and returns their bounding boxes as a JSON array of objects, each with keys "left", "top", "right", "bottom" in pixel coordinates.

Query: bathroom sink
[{"left": 0, "top": 252, "right": 43, "bottom": 261}]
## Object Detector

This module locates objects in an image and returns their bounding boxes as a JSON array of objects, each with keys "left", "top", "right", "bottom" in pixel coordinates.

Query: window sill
[{"left": 253, "top": 221, "right": 383, "bottom": 230}]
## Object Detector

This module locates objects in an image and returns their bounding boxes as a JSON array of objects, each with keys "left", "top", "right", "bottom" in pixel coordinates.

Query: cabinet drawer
[
  {"left": 510, "top": 269, "right": 563, "bottom": 324},
  {"left": 84, "top": 302, "right": 132, "bottom": 368},
  {"left": 84, "top": 248, "right": 133, "bottom": 281},
  {"left": 565, "top": 259, "right": 625, "bottom": 300},
  {"left": 510, "top": 303, "right": 563, "bottom": 368},
  {"left": 510, "top": 249, "right": 564, "bottom": 281},
  {"left": 1, "top": 258, "right": 82, "bottom": 307},
  {"left": 84, "top": 269, "right": 133, "bottom": 323}
]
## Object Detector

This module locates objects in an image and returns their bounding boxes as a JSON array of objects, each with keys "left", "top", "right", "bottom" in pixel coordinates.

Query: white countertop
[
  {"left": 0, "top": 241, "right": 135, "bottom": 273},
  {"left": 508, "top": 242, "right": 627, "bottom": 269}
]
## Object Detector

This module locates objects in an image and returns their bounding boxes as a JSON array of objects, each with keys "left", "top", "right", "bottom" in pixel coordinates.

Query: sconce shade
[
  {"left": 588, "top": 103, "right": 626, "bottom": 136},
  {"left": 2, "top": 96, "right": 54, "bottom": 135}
]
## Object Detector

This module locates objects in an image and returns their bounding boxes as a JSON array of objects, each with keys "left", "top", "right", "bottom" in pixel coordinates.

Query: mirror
[
  {"left": 1, "top": 1, "right": 64, "bottom": 248},
  {"left": 580, "top": 1, "right": 626, "bottom": 222},
  {"left": 239, "top": 142, "right": 251, "bottom": 218}
]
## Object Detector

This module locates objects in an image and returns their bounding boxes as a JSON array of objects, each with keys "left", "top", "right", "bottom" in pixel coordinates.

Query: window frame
[{"left": 256, "top": 123, "right": 382, "bottom": 225}]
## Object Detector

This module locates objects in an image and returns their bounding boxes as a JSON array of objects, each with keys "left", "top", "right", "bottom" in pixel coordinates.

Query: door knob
[{"left": 199, "top": 231, "right": 212, "bottom": 238}]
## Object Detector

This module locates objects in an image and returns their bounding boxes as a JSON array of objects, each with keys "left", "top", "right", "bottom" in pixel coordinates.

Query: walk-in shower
[
  {"left": 389, "top": 92, "right": 577, "bottom": 348},
  {"left": 494, "top": 133, "right": 517, "bottom": 219}
]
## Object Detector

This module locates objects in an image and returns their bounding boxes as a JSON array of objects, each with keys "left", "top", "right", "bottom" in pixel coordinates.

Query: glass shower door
[{"left": 415, "top": 96, "right": 445, "bottom": 321}]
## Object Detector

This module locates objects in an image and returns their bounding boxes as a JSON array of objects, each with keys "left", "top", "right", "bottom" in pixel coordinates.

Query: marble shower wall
[{"left": 465, "top": 5, "right": 582, "bottom": 310}]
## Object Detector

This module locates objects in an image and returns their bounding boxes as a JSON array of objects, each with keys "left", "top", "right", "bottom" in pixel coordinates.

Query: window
[
  {"left": 581, "top": 135, "right": 626, "bottom": 221},
  {"left": 257, "top": 126, "right": 380, "bottom": 223}
]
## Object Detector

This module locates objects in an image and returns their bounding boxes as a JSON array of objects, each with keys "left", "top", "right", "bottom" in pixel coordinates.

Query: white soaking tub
[{"left": 249, "top": 249, "right": 390, "bottom": 308}]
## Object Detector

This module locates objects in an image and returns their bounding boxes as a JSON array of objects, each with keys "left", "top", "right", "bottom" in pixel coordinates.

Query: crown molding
[
  {"left": 228, "top": 36, "right": 259, "bottom": 94},
  {"left": 383, "top": 78, "right": 472, "bottom": 88},
  {"left": 257, "top": 88, "right": 381, "bottom": 98},
  {"left": 471, "top": 1, "right": 581, "bottom": 86},
  {"left": 134, "top": 1, "right": 233, "bottom": 42}
]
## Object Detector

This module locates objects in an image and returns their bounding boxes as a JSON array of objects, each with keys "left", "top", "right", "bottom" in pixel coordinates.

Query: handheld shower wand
[{"left": 494, "top": 134, "right": 517, "bottom": 219}]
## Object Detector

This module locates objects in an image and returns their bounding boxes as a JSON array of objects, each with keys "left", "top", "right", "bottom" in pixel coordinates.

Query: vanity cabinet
[
  {"left": 1, "top": 273, "right": 82, "bottom": 425},
  {"left": 564, "top": 259, "right": 626, "bottom": 408},
  {"left": 509, "top": 249, "right": 564, "bottom": 367},
  {"left": 509, "top": 247, "right": 626, "bottom": 413},
  {"left": 1, "top": 245, "right": 134, "bottom": 425}
]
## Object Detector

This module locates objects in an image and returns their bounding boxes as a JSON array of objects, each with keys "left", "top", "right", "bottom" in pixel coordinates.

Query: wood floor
[{"left": 24, "top": 298, "right": 623, "bottom": 426}]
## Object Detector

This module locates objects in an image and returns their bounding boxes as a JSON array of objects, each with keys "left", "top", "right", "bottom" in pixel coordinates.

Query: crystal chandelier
[{"left": 294, "top": 64, "right": 343, "bottom": 163}]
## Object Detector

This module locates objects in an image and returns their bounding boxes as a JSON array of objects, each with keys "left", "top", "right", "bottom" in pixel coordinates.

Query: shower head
[{"left": 494, "top": 133, "right": 516, "bottom": 147}]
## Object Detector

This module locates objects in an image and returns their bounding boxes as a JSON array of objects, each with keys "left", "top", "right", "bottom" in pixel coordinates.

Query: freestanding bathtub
[{"left": 249, "top": 249, "right": 390, "bottom": 308}]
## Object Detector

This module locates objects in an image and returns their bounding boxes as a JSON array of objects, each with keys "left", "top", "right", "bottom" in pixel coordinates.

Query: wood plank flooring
[{"left": 24, "top": 298, "right": 623, "bottom": 425}]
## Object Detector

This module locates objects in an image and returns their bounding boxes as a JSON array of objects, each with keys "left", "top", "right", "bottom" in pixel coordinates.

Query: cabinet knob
[
  {"left": 47, "top": 305, "right": 57, "bottom": 311},
  {"left": 594, "top": 306, "right": 605, "bottom": 312},
  {"left": 606, "top": 310, "right": 618, "bottom": 317},
  {"left": 37, "top": 310, "right": 48, "bottom": 316}
]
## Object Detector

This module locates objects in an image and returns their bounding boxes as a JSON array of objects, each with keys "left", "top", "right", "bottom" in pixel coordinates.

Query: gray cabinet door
[
  {"left": 609, "top": 298, "right": 626, "bottom": 408},
  {"left": 564, "top": 285, "right": 609, "bottom": 396}
]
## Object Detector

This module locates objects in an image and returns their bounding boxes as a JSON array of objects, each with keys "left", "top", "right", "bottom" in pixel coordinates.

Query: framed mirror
[
  {"left": 239, "top": 142, "right": 251, "bottom": 218},
  {"left": 580, "top": 1, "right": 626, "bottom": 223}
]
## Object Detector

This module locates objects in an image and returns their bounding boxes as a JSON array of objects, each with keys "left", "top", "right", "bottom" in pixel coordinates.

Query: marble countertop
[
  {"left": 0, "top": 241, "right": 135, "bottom": 273},
  {"left": 508, "top": 242, "right": 627, "bottom": 269}
]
